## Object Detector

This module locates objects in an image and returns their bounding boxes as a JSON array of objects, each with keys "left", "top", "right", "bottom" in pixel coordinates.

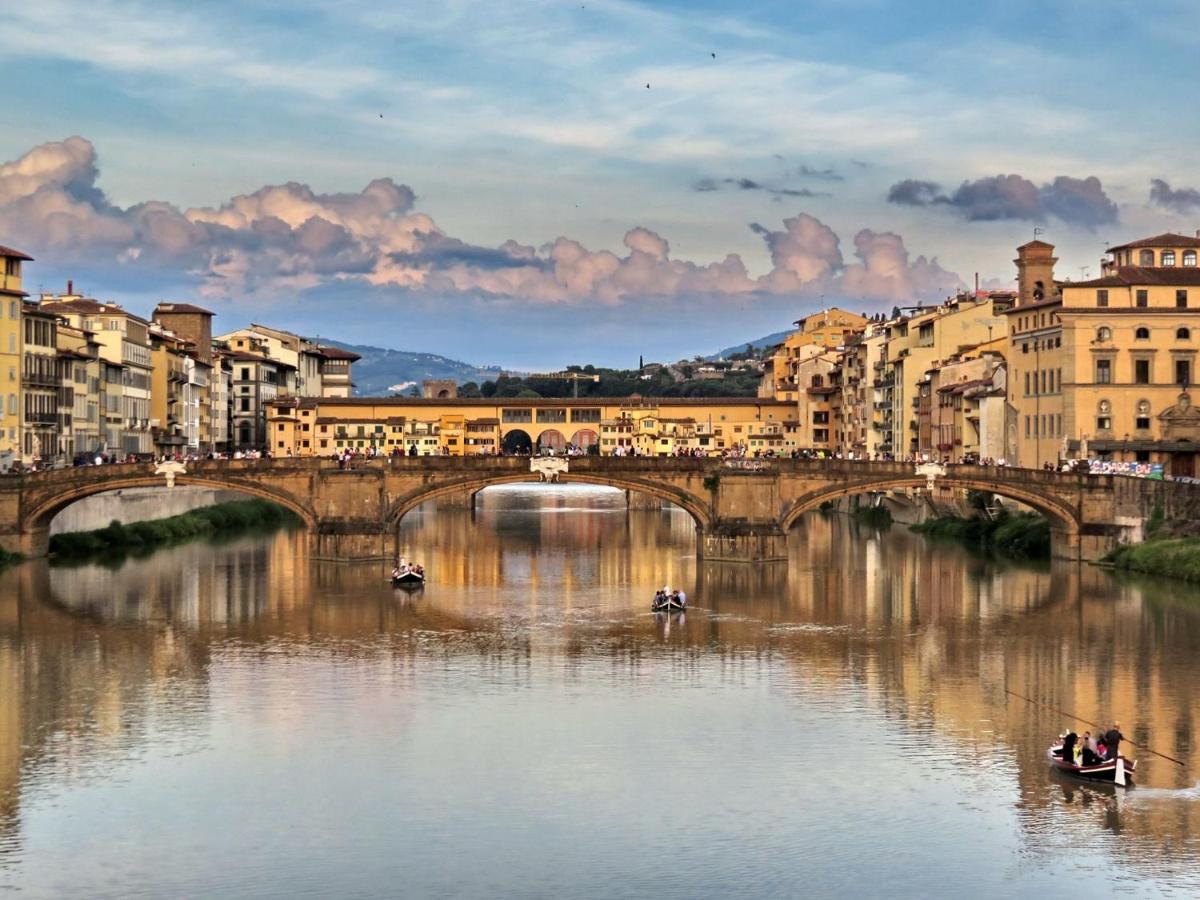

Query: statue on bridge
[{"left": 530, "top": 457, "right": 569, "bottom": 483}]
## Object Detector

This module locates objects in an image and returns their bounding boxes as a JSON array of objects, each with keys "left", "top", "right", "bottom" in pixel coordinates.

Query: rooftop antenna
[{"left": 1079, "top": 266, "right": 1090, "bottom": 280}]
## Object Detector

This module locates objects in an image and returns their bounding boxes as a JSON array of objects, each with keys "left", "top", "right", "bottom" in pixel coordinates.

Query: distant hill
[
  {"left": 707, "top": 329, "right": 793, "bottom": 360},
  {"left": 316, "top": 340, "right": 503, "bottom": 396}
]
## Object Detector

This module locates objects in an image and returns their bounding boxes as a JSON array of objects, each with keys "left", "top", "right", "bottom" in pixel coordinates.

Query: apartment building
[
  {"left": 20, "top": 303, "right": 59, "bottom": 464},
  {"left": 40, "top": 297, "right": 155, "bottom": 456},
  {"left": 759, "top": 307, "right": 869, "bottom": 402},
  {"left": 0, "top": 245, "right": 32, "bottom": 465}
]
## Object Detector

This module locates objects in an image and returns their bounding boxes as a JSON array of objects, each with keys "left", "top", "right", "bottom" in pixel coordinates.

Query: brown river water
[{"left": 2, "top": 484, "right": 1200, "bottom": 898}]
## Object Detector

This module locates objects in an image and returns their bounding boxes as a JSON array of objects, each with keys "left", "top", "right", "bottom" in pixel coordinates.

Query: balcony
[
  {"left": 25, "top": 411, "right": 58, "bottom": 426},
  {"left": 23, "top": 373, "right": 61, "bottom": 389}
]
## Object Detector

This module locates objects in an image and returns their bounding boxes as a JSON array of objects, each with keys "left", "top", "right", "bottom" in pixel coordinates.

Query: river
[{"left": 2, "top": 484, "right": 1200, "bottom": 898}]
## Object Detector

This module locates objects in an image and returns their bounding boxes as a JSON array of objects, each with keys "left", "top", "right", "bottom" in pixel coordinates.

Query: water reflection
[{"left": 1, "top": 484, "right": 1199, "bottom": 896}]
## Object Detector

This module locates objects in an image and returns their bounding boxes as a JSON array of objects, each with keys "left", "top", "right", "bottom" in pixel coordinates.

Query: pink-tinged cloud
[{"left": 0, "top": 137, "right": 963, "bottom": 304}]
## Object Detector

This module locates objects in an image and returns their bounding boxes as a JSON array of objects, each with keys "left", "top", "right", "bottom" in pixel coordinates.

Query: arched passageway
[
  {"left": 570, "top": 429, "right": 598, "bottom": 450},
  {"left": 537, "top": 429, "right": 565, "bottom": 452},
  {"left": 501, "top": 429, "right": 532, "bottom": 454}
]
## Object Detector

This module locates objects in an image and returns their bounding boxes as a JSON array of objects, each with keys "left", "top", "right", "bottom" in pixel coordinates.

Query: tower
[{"left": 1014, "top": 240, "right": 1057, "bottom": 307}]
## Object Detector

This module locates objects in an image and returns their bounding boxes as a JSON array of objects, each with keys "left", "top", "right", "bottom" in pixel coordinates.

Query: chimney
[{"left": 66, "top": 279, "right": 73, "bottom": 295}]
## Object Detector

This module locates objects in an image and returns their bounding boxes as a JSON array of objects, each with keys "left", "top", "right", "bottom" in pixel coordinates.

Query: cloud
[
  {"left": 691, "top": 175, "right": 830, "bottom": 200},
  {"left": 1149, "top": 178, "right": 1200, "bottom": 214},
  {"left": 887, "top": 172, "right": 1118, "bottom": 228},
  {"left": 795, "top": 165, "right": 844, "bottom": 182},
  {"left": 0, "top": 136, "right": 959, "bottom": 306}
]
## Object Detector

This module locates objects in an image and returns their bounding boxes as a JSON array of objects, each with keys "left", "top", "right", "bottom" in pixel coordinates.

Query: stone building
[{"left": 0, "top": 245, "right": 31, "bottom": 466}]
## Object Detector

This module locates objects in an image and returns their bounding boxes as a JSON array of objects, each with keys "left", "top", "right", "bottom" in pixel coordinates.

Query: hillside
[
  {"left": 316, "top": 340, "right": 503, "bottom": 396},
  {"left": 708, "top": 329, "right": 792, "bottom": 360}
]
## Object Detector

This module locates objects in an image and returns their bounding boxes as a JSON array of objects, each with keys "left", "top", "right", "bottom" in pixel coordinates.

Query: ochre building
[{"left": 266, "top": 397, "right": 800, "bottom": 457}]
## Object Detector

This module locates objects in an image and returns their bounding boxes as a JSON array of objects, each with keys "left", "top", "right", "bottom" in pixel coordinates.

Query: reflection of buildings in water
[
  {"left": 776, "top": 513, "right": 1200, "bottom": 874},
  {"left": 4, "top": 496, "right": 1200, "bottom": 881}
]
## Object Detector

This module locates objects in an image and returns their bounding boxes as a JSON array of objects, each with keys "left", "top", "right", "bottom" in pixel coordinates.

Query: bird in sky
[
  {"left": 711, "top": 52, "right": 716, "bottom": 58},
  {"left": 645, "top": 83, "right": 650, "bottom": 89}
]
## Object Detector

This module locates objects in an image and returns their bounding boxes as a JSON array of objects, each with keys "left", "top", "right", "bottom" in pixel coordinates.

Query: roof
[
  {"left": 270, "top": 396, "right": 797, "bottom": 408},
  {"left": 153, "top": 302, "right": 214, "bottom": 316},
  {"left": 1016, "top": 239, "right": 1055, "bottom": 251},
  {"left": 1107, "top": 233, "right": 1200, "bottom": 253},
  {"left": 40, "top": 298, "right": 150, "bottom": 325},
  {"left": 229, "top": 351, "right": 296, "bottom": 369},
  {"left": 1066, "top": 266, "right": 1200, "bottom": 288},
  {"left": 316, "top": 346, "right": 362, "bottom": 361},
  {"left": 937, "top": 378, "right": 993, "bottom": 394},
  {"left": 0, "top": 244, "right": 33, "bottom": 261}
]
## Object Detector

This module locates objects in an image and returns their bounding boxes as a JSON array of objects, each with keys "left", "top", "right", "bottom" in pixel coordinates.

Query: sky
[{"left": 2, "top": 0, "right": 1199, "bottom": 369}]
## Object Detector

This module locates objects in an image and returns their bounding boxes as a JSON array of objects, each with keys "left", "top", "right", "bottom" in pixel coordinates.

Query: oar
[{"left": 1005, "top": 688, "right": 1186, "bottom": 767}]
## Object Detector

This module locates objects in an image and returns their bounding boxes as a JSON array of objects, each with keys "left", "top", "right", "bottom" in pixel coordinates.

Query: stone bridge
[{"left": 2, "top": 457, "right": 1198, "bottom": 562}]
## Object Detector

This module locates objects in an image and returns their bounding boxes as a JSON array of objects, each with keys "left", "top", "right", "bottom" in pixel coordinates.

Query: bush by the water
[
  {"left": 0, "top": 547, "right": 22, "bottom": 570},
  {"left": 1104, "top": 537, "right": 1200, "bottom": 583},
  {"left": 50, "top": 499, "right": 299, "bottom": 559},
  {"left": 911, "top": 511, "right": 1049, "bottom": 560}
]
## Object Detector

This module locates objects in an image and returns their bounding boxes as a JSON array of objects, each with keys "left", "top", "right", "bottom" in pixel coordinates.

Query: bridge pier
[
  {"left": 311, "top": 520, "right": 393, "bottom": 561},
  {"left": 700, "top": 522, "right": 788, "bottom": 563},
  {"left": 0, "top": 526, "right": 47, "bottom": 559}
]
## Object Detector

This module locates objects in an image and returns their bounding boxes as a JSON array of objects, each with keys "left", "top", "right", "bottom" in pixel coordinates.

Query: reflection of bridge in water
[
  {"left": 4, "top": 456, "right": 1199, "bottom": 561},
  {"left": 3, "top": 512, "right": 1200, "bottom": 879}
]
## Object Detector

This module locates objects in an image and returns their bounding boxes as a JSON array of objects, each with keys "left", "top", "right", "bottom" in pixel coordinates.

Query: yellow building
[
  {"left": 1061, "top": 233, "right": 1200, "bottom": 476},
  {"left": 0, "top": 245, "right": 32, "bottom": 465},
  {"left": 759, "top": 307, "right": 870, "bottom": 402},
  {"left": 55, "top": 321, "right": 103, "bottom": 460},
  {"left": 267, "top": 397, "right": 799, "bottom": 457}
]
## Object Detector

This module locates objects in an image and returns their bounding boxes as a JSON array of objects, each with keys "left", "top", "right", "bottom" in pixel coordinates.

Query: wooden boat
[
  {"left": 651, "top": 595, "right": 686, "bottom": 612},
  {"left": 392, "top": 570, "right": 425, "bottom": 588},
  {"left": 1048, "top": 742, "right": 1135, "bottom": 786}
]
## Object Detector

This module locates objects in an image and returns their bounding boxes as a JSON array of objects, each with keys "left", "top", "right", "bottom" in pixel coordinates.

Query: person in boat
[
  {"left": 1060, "top": 731, "right": 1078, "bottom": 765},
  {"left": 1104, "top": 722, "right": 1125, "bottom": 761},
  {"left": 676, "top": 589, "right": 687, "bottom": 608},
  {"left": 654, "top": 590, "right": 664, "bottom": 607},
  {"left": 1081, "top": 731, "right": 1102, "bottom": 766}
]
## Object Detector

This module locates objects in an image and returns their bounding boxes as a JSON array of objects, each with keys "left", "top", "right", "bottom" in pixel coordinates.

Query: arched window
[
  {"left": 1097, "top": 399, "right": 1112, "bottom": 432},
  {"left": 1184, "top": 250, "right": 1198, "bottom": 267},
  {"left": 1178, "top": 327, "right": 1191, "bottom": 340},
  {"left": 1135, "top": 327, "right": 1151, "bottom": 340},
  {"left": 1163, "top": 250, "right": 1177, "bottom": 267},
  {"left": 1139, "top": 249, "right": 1156, "bottom": 266},
  {"left": 1096, "top": 326, "right": 1112, "bottom": 342}
]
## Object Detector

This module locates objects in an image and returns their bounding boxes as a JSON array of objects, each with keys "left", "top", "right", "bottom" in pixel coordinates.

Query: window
[
  {"left": 1163, "top": 250, "right": 1177, "bottom": 267},
  {"left": 240, "top": 367, "right": 250, "bottom": 380},
  {"left": 1135, "top": 327, "right": 1151, "bottom": 340},
  {"left": 1136, "top": 400, "right": 1151, "bottom": 431},
  {"left": 1024, "top": 372, "right": 1030, "bottom": 395},
  {"left": 1137, "top": 290, "right": 1148, "bottom": 308},
  {"left": 240, "top": 397, "right": 250, "bottom": 411},
  {"left": 1097, "top": 400, "right": 1112, "bottom": 432},
  {"left": 1135, "top": 359, "right": 1151, "bottom": 384},
  {"left": 1139, "top": 249, "right": 1155, "bottom": 266},
  {"left": 1096, "top": 359, "right": 1112, "bottom": 384},
  {"left": 1177, "top": 359, "right": 1192, "bottom": 386},
  {"left": 1178, "top": 328, "right": 1191, "bottom": 340},
  {"left": 1185, "top": 250, "right": 1197, "bottom": 267},
  {"left": 1177, "top": 290, "right": 1188, "bottom": 309},
  {"left": 1024, "top": 415, "right": 1030, "bottom": 438},
  {"left": 1096, "top": 326, "right": 1111, "bottom": 342}
]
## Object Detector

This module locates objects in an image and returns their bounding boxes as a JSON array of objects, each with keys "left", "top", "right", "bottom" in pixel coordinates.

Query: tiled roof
[
  {"left": 1107, "top": 233, "right": 1200, "bottom": 252},
  {"left": 153, "top": 302, "right": 215, "bottom": 316},
  {"left": 1067, "top": 266, "right": 1200, "bottom": 288},
  {"left": 0, "top": 244, "right": 33, "bottom": 261},
  {"left": 316, "top": 346, "right": 362, "bottom": 361}
]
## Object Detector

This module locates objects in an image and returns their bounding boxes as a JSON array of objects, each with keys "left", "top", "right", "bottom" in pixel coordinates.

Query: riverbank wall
[{"left": 49, "top": 486, "right": 245, "bottom": 535}]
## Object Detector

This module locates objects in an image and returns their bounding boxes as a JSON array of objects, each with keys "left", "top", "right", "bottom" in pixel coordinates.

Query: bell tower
[{"left": 1014, "top": 240, "right": 1057, "bottom": 307}]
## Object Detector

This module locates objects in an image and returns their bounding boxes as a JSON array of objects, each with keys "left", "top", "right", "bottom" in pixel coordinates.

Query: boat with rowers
[
  {"left": 1048, "top": 732, "right": 1136, "bottom": 786},
  {"left": 652, "top": 586, "right": 687, "bottom": 612},
  {"left": 391, "top": 558, "right": 425, "bottom": 589}
]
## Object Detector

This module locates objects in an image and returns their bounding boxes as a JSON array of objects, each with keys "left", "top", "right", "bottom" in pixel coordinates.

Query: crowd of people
[{"left": 652, "top": 585, "right": 687, "bottom": 609}]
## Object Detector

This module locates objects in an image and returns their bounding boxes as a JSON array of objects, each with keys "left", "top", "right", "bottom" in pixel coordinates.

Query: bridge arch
[
  {"left": 779, "top": 475, "right": 1081, "bottom": 542},
  {"left": 23, "top": 473, "right": 318, "bottom": 536},
  {"left": 385, "top": 472, "right": 713, "bottom": 533}
]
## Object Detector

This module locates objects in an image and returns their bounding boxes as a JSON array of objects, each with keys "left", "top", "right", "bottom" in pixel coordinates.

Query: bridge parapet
[{"left": 2, "top": 455, "right": 1196, "bottom": 563}]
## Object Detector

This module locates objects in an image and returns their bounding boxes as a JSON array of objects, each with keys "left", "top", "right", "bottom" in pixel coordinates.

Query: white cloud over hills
[{"left": 0, "top": 137, "right": 964, "bottom": 308}]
